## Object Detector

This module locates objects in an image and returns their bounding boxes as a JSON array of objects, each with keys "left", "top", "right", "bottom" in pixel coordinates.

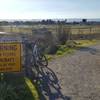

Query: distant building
[{"left": 82, "top": 19, "right": 87, "bottom": 23}]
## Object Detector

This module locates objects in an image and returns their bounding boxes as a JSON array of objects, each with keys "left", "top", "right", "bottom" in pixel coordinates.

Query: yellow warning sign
[{"left": 0, "top": 43, "right": 21, "bottom": 72}]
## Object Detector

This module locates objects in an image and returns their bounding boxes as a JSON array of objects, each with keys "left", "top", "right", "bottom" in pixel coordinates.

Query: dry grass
[{"left": 0, "top": 25, "right": 100, "bottom": 35}]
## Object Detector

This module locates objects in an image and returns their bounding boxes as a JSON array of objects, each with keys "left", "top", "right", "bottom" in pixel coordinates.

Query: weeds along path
[{"left": 43, "top": 44, "right": 100, "bottom": 100}]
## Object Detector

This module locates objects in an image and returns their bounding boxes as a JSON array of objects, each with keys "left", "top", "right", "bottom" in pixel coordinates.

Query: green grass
[
  {"left": 45, "top": 54, "right": 53, "bottom": 61},
  {"left": 74, "top": 40, "right": 100, "bottom": 47},
  {"left": 56, "top": 45, "right": 74, "bottom": 56},
  {"left": 46, "top": 45, "right": 75, "bottom": 61},
  {"left": 46, "top": 40, "right": 100, "bottom": 60},
  {"left": 0, "top": 74, "right": 40, "bottom": 100}
]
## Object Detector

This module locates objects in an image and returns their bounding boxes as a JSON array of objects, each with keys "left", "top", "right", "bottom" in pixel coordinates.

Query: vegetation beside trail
[
  {"left": 46, "top": 40, "right": 100, "bottom": 61},
  {"left": 0, "top": 74, "right": 40, "bottom": 100}
]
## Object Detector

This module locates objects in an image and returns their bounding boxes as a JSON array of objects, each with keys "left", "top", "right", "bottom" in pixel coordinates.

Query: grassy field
[{"left": 0, "top": 24, "right": 100, "bottom": 35}]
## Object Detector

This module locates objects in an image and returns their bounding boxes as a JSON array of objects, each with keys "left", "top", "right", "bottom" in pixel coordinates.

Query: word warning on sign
[{"left": 0, "top": 43, "right": 21, "bottom": 73}]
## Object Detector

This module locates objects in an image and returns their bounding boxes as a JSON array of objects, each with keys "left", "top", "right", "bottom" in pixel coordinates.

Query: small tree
[{"left": 57, "top": 24, "right": 71, "bottom": 45}]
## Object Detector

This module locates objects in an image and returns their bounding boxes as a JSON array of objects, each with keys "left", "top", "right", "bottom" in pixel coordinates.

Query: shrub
[
  {"left": 46, "top": 45, "right": 59, "bottom": 54},
  {"left": 57, "top": 25, "right": 71, "bottom": 45},
  {"left": 0, "top": 82, "right": 18, "bottom": 100},
  {"left": 66, "top": 41, "right": 77, "bottom": 48},
  {"left": 56, "top": 50, "right": 63, "bottom": 55}
]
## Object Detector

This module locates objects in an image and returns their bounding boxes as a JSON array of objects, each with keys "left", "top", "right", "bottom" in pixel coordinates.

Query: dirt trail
[{"left": 44, "top": 44, "right": 100, "bottom": 100}]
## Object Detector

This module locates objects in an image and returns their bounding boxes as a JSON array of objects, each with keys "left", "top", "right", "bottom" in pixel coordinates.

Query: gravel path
[{"left": 40, "top": 44, "right": 100, "bottom": 100}]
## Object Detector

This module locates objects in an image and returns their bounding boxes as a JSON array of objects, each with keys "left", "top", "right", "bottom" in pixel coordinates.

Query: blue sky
[{"left": 0, "top": 0, "right": 100, "bottom": 19}]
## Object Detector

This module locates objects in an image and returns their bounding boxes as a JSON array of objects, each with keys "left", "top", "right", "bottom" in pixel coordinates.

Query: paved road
[{"left": 38, "top": 44, "right": 100, "bottom": 100}]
